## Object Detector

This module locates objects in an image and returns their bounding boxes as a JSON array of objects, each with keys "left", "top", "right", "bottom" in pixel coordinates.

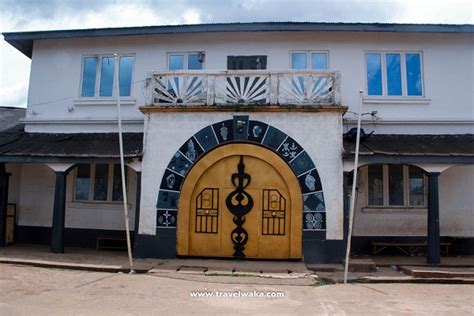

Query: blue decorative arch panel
[{"left": 156, "top": 116, "right": 326, "bottom": 231}]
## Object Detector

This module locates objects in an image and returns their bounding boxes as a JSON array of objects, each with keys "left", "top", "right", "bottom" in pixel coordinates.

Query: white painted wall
[
  {"left": 353, "top": 164, "right": 474, "bottom": 237},
  {"left": 439, "top": 165, "right": 474, "bottom": 237},
  {"left": 24, "top": 31, "right": 473, "bottom": 134},
  {"left": 16, "top": 163, "right": 137, "bottom": 231},
  {"left": 17, "top": 164, "right": 54, "bottom": 226},
  {"left": 139, "top": 111, "right": 344, "bottom": 240}
]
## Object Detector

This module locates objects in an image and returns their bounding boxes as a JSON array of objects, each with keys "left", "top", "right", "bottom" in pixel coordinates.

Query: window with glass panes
[
  {"left": 74, "top": 163, "right": 128, "bottom": 202},
  {"left": 366, "top": 164, "right": 427, "bottom": 207},
  {"left": 168, "top": 52, "right": 204, "bottom": 70},
  {"left": 81, "top": 55, "right": 134, "bottom": 97},
  {"left": 365, "top": 52, "right": 423, "bottom": 97},
  {"left": 291, "top": 51, "right": 328, "bottom": 70}
]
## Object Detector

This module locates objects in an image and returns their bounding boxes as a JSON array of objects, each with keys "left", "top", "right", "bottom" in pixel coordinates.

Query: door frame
[{"left": 177, "top": 143, "right": 302, "bottom": 259}]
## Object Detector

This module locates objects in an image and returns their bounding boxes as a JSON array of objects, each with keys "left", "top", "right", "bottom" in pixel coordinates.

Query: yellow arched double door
[{"left": 177, "top": 143, "right": 302, "bottom": 259}]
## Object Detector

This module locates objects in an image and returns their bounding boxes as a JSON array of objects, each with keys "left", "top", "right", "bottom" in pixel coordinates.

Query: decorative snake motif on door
[{"left": 225, "top": 156, "right": 254, "bottom": 257}]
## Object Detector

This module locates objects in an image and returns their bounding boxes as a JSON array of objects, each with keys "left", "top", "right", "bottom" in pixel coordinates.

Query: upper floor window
[
  {"left": 81, "top": 55, "right": 134, "bottom": 98},
  {"left": 227, "top": 55, "right": 267, "bottom": 70},
  {"left": 366, "top": 164, "right": 427, "bottom": 208},
  {"left": 168, "top": 52, "right": 204, "bottom": 70},
  {"left": 291, "top": 51, "right": 328, "bottom": 70},
  {"left": 74, "top": 163, "right": 128, "bottom": 202},
  {"left": 366, "top": 52, "right": 423, "bottom": 97}
]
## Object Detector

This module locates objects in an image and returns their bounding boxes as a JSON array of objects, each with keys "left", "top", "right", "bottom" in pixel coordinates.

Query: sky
[{"left": 0, "top": 0, "right": 472, "bottom": 108}]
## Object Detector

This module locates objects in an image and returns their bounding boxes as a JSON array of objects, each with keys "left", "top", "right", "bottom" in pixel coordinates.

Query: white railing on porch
[{"left": 149, "top": 70, "right": 341, "bottom": 106}]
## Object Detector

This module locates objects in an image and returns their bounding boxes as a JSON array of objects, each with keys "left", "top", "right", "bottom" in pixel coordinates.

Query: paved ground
[
  {"left": 1, "top": 264, "right": 473, "bottom": 315},
  {"left": 2, "top": 245, "right": 474, "bottom": 285}
]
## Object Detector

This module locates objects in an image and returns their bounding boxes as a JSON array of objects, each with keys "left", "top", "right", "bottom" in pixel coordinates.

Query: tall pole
[
  {"left": 115, "top": 53, "right": 134, "bottom": 273},
  {"left": 343, "top": 90, "right": 364, "bottom": 284}
]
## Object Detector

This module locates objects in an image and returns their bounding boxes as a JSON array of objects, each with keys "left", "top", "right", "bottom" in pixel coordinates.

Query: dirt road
[{"left": 1, "top": 264, "right": 473, "bottom": 315}]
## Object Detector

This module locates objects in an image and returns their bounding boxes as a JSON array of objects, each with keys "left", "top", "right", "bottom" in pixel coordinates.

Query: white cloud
[
  {"left": 385, "top": 0, "right": 472, "bottom": 24},
  {"left": 0, "top": 14, "right": 31, "bottom": 108},
  {"left": 183, "top": 9, "right": 202, "bottom": 24},
  {"left": 0, "top": 80, "right": 29, "bottom": 108}
]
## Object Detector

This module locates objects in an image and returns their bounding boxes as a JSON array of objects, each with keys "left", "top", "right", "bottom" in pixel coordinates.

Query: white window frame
[
  {"left": 290, "top": 50, "right": 329, "bottom": 70},
  {"left": 365, "top": 164, "right": 428, "bottom": 208},
  {"left": 364, "top": 51, "right": 425, "bottom": 98},
  {"left": 167, "top": 52, "right": 205, "bottom": 70},
  {"left": 73, "top": 163, "right": 128, "bottom": 204},
  {"left": 79, "top": 54, "right": 135, "bottom": 99}
]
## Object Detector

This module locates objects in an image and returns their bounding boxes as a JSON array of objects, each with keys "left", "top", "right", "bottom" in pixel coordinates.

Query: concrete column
[
  {"left": 51, "top": 171, "right": 67, "bottom": 253},
  {"left": 0, "top": 164, "right": 10, "bottom": 247},
  {"left": 427, "top": 172, "right": 441, "bottom": 265},
  {"left": 133, "top": 171, "right": 142, "bottom": 236}
]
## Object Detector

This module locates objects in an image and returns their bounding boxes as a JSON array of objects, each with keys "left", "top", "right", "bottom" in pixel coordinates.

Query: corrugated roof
[
  {"left": 0, "top": 125, "right": 143, "bottom": 160},
  {"left": 0, "top": 128, "right": 472, "bottom": 162},
  {"left": 4, "top": 22, "right": 473, "bottom": 58},
  {"left": 343, "top": 134, "right": 474, "bottom": 157}
]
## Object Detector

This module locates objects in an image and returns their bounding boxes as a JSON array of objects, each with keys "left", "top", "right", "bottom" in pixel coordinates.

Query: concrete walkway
[
  {"left": 0, "top": 245, "right": 314, "bottom": 285},
  {"left": 1, "top": 244, "right": 473, "bottom": 285}
]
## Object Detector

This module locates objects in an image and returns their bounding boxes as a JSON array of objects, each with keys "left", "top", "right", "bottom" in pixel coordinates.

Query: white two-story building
[{"left": 1, "top": 22, "right": 472, "bottom": 263}]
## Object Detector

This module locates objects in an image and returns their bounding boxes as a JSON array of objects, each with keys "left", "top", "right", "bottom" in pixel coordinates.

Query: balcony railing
[{"left": 148, "top": 70, "right": 341, "bottom": 107}]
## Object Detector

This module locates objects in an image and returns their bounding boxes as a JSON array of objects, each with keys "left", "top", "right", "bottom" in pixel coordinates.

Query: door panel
[
  {"left": 258, "top": 189, "right": 291, "bottom": 259},
  {"left": 178, "top": 144, "right": 302, "bottom": 259}
]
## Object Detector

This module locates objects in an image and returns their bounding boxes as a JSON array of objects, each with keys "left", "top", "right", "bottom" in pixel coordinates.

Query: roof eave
[{"left": 4, "top": 22, "right": 474, "bottom": 59}]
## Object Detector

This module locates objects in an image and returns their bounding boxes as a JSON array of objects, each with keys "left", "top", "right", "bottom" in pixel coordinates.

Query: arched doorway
[{"left": 177, "top": 143, "right": 302, "bottom": 259}]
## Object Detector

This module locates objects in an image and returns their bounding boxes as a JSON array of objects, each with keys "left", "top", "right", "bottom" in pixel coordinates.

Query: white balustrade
[{"left": 150, "top": 70, "right": 341, "bottom": 106}]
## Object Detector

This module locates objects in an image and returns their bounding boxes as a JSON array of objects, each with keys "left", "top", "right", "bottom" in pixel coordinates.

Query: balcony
[{"left": 147, "top": 70, "right": 341, "bottom": 108}]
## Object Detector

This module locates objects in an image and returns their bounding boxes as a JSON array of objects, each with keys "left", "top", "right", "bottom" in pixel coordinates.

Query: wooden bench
[
  {"left": 372, "top": 242, "right": 452, "bottom": 256},
  {"left": 96, "top": 235, "right": 128, "bottom": 250}
]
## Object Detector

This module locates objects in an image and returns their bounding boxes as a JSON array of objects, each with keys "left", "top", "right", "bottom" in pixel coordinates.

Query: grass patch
[{"left": 313, "top": 277, "right": 328, "bottom": 286}]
